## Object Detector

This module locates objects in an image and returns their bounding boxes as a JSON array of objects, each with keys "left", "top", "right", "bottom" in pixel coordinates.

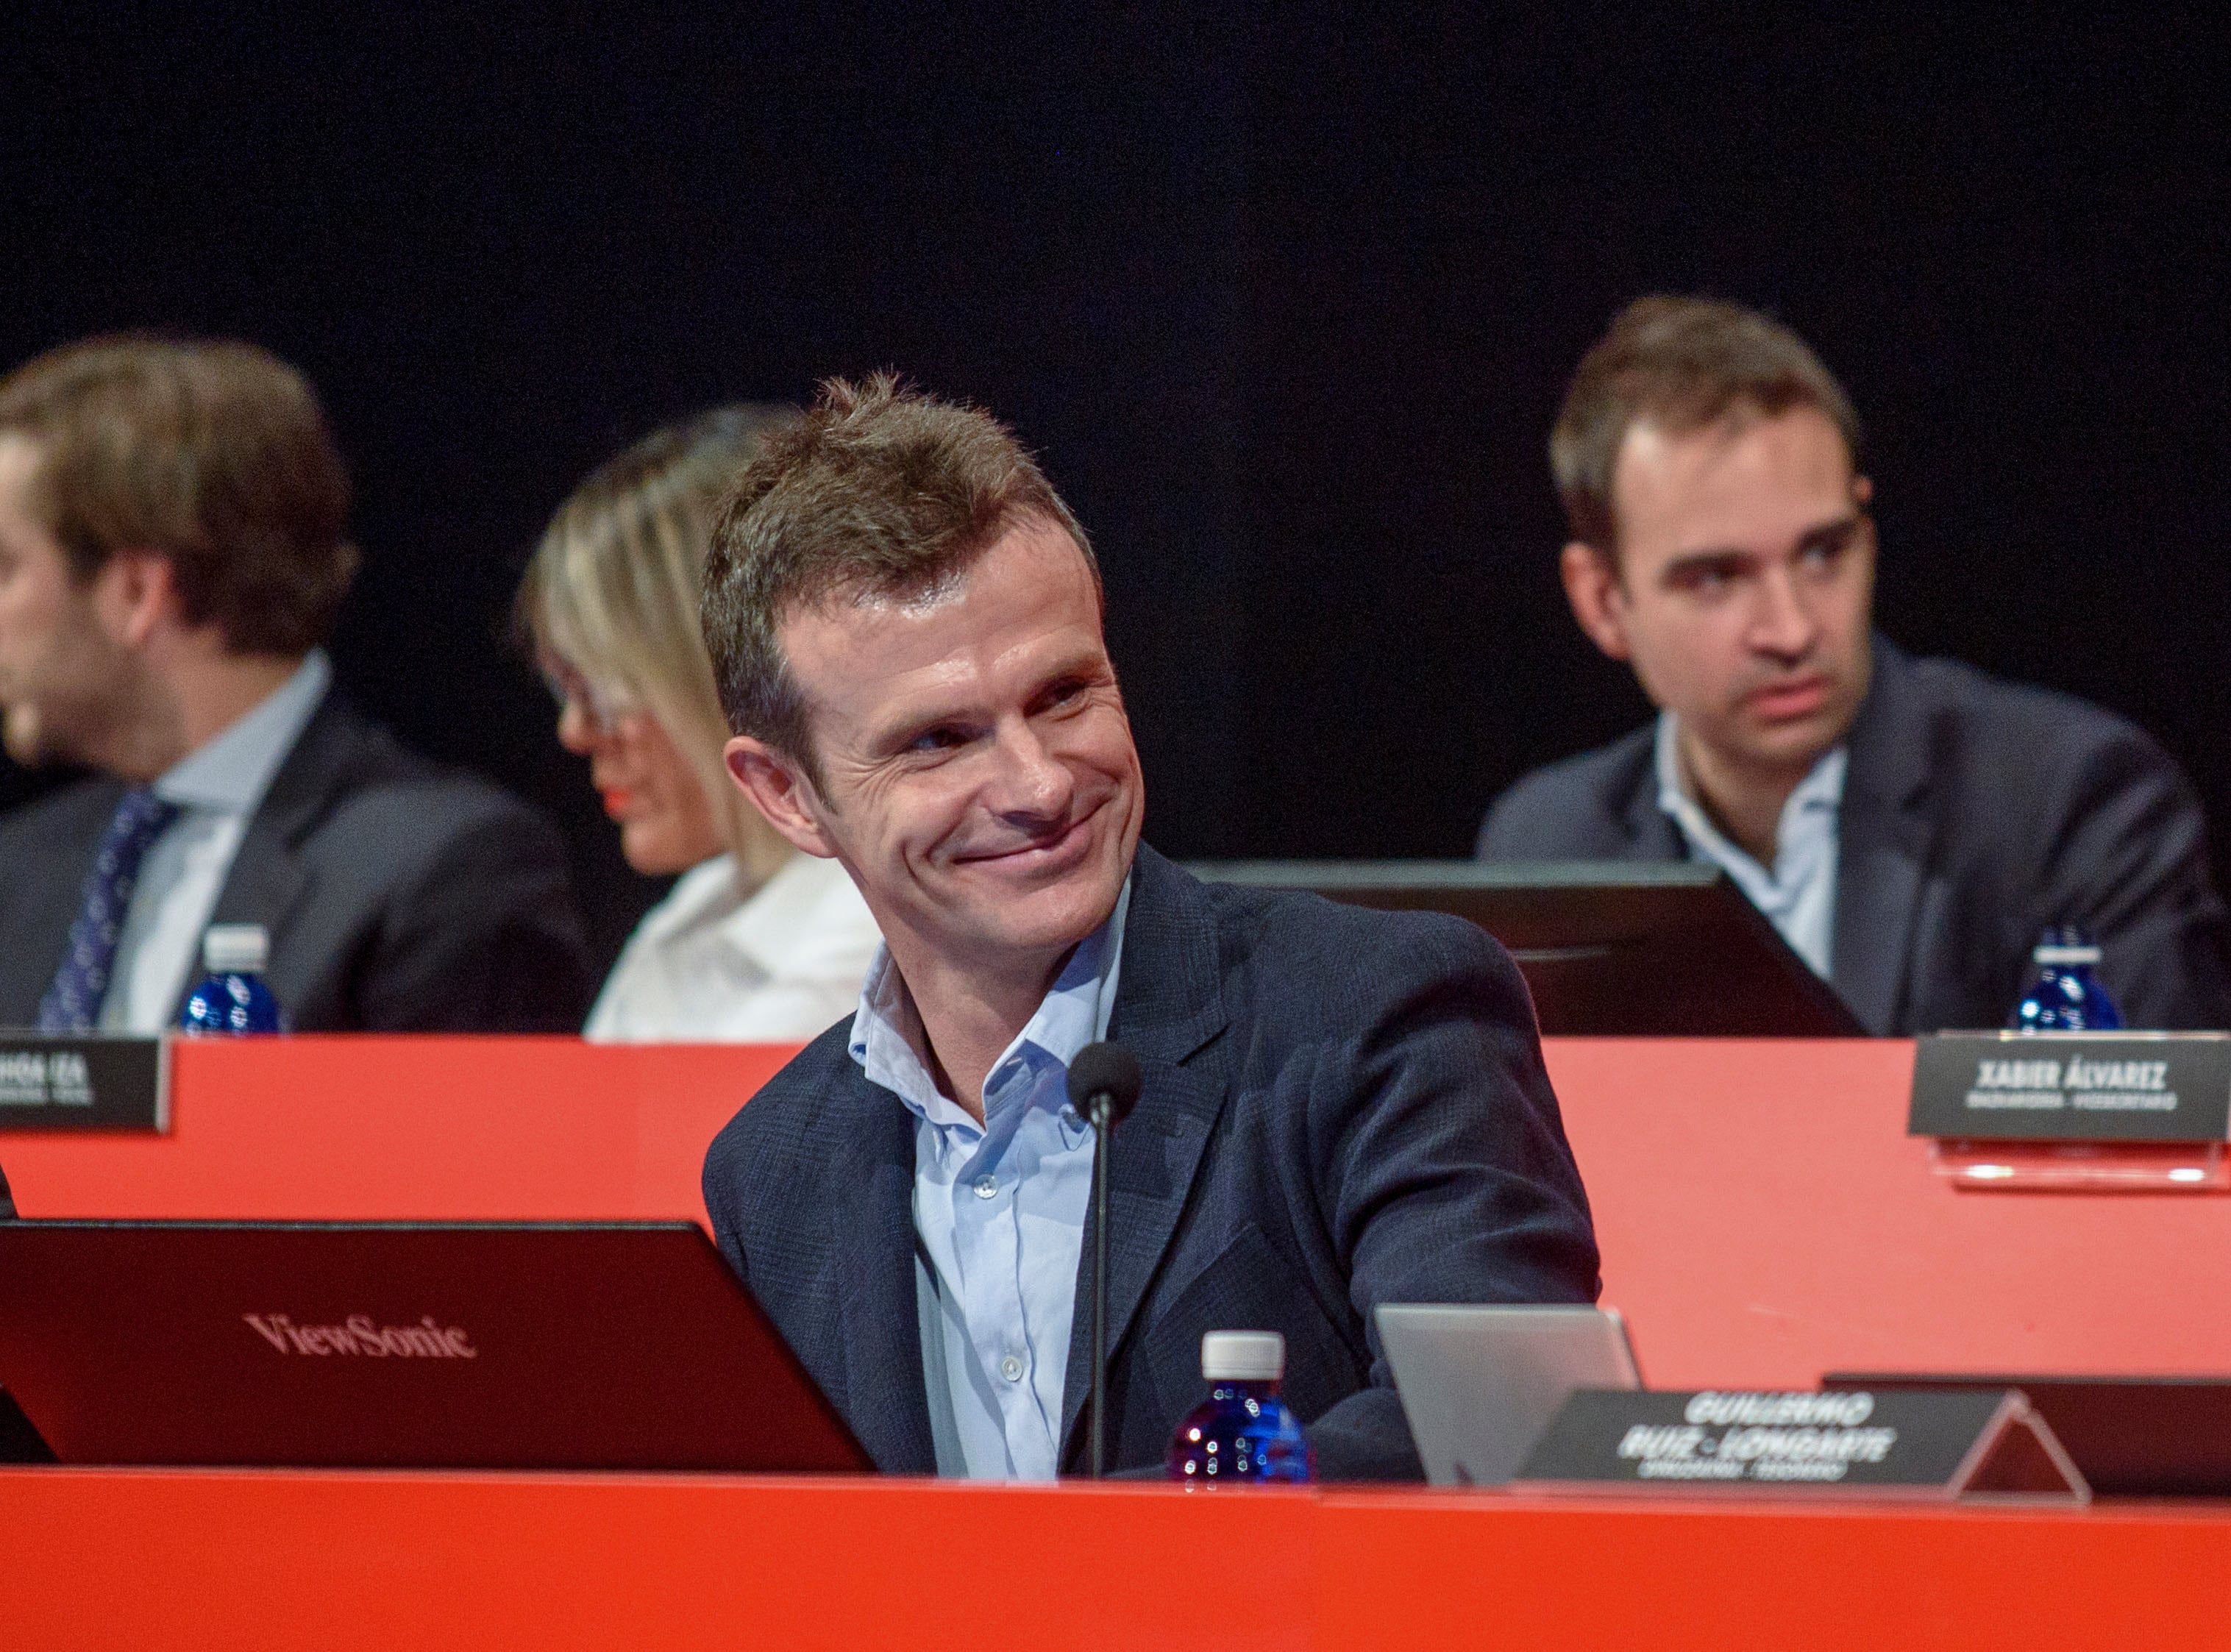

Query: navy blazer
[
  {"left": 0, "top": 693, "right": 594, "bottom": 1033},
  {"left": 1478, "top": 635, "right": 2231, "bottom": 1035},
  {"left": 702, "top": 843, "right": 1600, "bottom": 1481}
]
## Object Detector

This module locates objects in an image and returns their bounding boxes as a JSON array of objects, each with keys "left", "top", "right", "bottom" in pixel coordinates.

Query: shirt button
[
  {"left": 1000, "top": 1355, "right": 1024, "bottom": 1382},
  {"left": 972, "top": 1174, "right": 998, "bottom": 1200}
]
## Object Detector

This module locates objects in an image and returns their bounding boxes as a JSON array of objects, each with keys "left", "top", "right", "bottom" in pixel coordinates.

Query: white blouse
[{"left": 583, "top": 852, "right": 883, "bottom": 1044}]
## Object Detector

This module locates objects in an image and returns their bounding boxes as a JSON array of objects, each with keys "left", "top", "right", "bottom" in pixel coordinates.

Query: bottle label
[{"left": 1909, "top": 1032, "right": 2231, "bottom": 1143}]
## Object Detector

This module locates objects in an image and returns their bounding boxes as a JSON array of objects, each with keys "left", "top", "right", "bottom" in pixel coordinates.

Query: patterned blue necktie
[{"left": 37, "top": 787, "right": 182, "bottom": 1033}]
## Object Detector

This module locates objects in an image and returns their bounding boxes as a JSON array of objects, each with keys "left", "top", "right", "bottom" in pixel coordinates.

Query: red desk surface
[
  {"left": 7, "top": 1468, "right": 2227, "bottom": 1651},
  {"left": 7, "top": 1039, "right": 2229, "bottom": 1646},
  {"left": 4, "top": 1035, "right": 2227, "bottom": 1386}
]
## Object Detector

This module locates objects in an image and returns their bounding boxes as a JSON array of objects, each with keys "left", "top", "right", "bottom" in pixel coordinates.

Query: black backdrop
[{"left": 4, "top": 4, "right": 2227, "bottom": 969}]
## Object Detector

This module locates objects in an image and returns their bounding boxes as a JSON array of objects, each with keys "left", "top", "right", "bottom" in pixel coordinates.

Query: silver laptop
[{"left": 1378, "top": 1303, "right": 1643, "bottom": 1486}]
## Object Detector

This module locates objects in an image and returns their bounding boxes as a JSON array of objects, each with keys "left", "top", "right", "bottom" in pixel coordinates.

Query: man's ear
[
  {"left": 90, "top": 551, "right": 177, "bottom": 650},
  {"left": 725, "top": 736, "right": 839, "bottom": 859},
  {"left": 1559, "top": 541, "right": 1633, "bottom": 663}
]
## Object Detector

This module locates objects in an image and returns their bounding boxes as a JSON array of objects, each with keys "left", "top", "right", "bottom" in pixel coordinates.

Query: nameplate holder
[
  {"left": 1910, "top": 1032, "right": 2231, "bottom": 1191},
  {"left": 1511, "top": 1388, "right": 2088, "bottom": 1504},
  {"left": 0, "top": 1036, "right": 168, "bottom": 1133}
]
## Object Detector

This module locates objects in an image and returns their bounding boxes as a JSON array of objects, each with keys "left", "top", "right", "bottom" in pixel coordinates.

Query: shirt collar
[
  {"left": 154, "top": 650, "right": 332, "bottom": 815},
  {"left": 1654, "top": 709, "right": 1847, "bottom": 884},
  {"left": 639, "top": 852, "right": 856, "bottom": 980},
  {"left": 850, "top": 869, "right": 1134, "bottom": 1131}
]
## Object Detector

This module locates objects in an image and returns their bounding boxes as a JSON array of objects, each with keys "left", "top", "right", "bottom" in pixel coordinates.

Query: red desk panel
[
  {"left": 4, "top": 1036, "right": 2227, "bottom": 1386},
  {"left": 0, "top": 1036, "right": 794, "bottom": 1228},
  {"left": 1545, "top": 1039, "right": 2231, "bottom": 1386},
  {"left": 7, "top": 1468, "right": 2225, "bottom": 1651}
]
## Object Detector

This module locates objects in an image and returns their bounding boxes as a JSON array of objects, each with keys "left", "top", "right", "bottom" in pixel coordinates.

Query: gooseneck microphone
[{"left": 1067, "top": 1040, "right": 1142, "bottom": 1478}]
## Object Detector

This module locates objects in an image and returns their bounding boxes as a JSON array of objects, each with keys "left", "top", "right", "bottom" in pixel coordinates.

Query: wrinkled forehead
[
  {"left": 776, "top": 521, "right": 1109, "bottom": 712},
  {"left": 0, "top": 432, "right": 46, "bottom": 494},
  {"left": 814, "top": 561, "right": 971, "bottom": 624},
  {"left": 1612, "top": 405, "right": 1860, "bottom": 556},
  {"left": 0, "top": 434, "right": 59, "bottom": 543}
]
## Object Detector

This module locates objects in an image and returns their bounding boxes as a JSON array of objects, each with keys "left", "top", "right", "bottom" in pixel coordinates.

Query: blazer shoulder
[
  {"left": 1477, "top": 724, "right": 1657, "bottom": 858},
  {"left": 705, "top": 1019, "right": 867, "bottom": 1176},
  {"left": 315, "top": 768, "right": 561, "bottom": 852},
  {"left": 1894, "top": 653, "right": 2184, "bottom": 790},
  {"left": 0, "top": 775, "right": 127, "bottom": 850},
  {"left": 0, "top": 777, "right": 127, "bottom": 950},
  {"left": 287, "top": 713, "right": 569, "bottom": 884}
]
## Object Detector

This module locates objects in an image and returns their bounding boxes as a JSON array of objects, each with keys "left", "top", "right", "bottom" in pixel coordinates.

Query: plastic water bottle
[
  {"left": 179, "top": 925, "right": 286, "bottom": 1036},
  {"left": 2008, "top": 927, "right": 2124, "bottom": 1032},
  {"left": 1166, "top": 1330, "right": 1313, "bottom": 1485}
]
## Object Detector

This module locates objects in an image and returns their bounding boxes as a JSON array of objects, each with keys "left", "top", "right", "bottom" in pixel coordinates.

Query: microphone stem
[{"left": 1090, "top": 1092, "right": 1111, "bottom": 1478}]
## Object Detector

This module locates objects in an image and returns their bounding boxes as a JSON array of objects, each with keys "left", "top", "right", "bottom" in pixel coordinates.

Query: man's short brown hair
[
  {"left": 700, "top": 372, "right": 1097, "bottom": 785},
  {"left": 0, "top": 335, "right": 357, "bottom": 655},
  {"left": 1551, "top": 296, "right": 1862, "bottom": 556}
]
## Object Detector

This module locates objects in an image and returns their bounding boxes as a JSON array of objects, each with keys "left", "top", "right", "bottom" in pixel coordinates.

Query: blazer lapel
[
  {"left": 1832, "top": 637, "right": 1935, "bottom": 1036},
  {"left": 1058, "top": 845, "right": 1229, "bottom": 1459},
  {"left": 1618, "top": 739, "right": 1684, "bottom": 860},
  {"left": 204, "top": 818, "right": 309, "bottom": 950},
  {"left": 202, "top": 694, "right": 361, "bottom": 943},
  {"left": 830, "top": 1080, "right": 939, "bottom": 1474}
]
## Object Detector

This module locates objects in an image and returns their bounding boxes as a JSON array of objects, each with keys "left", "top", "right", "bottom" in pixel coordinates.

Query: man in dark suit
[
  {"left": 702, "top": 376, "right": 1598, "bottom": 1481},
  {"left": 0, "top": 335, "right": 591, "bottom": 1033},
  {"left": 1478, "top": 296, "right": 2230, "bottom": 1033}
]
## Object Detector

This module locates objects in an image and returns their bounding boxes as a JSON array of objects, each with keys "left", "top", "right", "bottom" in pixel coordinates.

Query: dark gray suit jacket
[
  {"left": 702, "top": 843, "right": 1599, "bottom": 1482},
  {"left": 0, "top": 694, "right": 594, "bottom": 1032},
  {"left": 1478, "top": 636, "right": 2231, "bottom": 1035}
]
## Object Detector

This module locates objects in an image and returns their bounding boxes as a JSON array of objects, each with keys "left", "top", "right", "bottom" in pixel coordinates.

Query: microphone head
[{"left": 1066, "top": 1041, "right": 1142, "bottom": 1128}]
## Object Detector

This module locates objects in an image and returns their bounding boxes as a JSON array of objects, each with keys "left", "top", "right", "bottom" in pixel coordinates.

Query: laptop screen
[{"left": 0, "top": 1219, "right": 870, "bottom": 1473}]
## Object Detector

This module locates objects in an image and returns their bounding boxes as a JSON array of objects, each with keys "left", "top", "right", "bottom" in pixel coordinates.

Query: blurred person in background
[
  {"left": 1479, "top": 296, "right": 2231, "bottom": 1034},
  {"left": 0, "top": 335, "right": 593, "bottom": 1031},
  {"left": 519, "top": 407, "right": 881, "bottom": 1042}
]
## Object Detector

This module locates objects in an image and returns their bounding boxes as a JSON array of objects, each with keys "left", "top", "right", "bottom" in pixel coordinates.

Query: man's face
[
  {"left": 743, "top": 514, "right": 1144, "bottom": 983},
  {"left": 1564, "top": 405, "right": 1876, "bottom": 781},
  {"left": 0, "top": 436, "right": 134, "bottom": 768}
]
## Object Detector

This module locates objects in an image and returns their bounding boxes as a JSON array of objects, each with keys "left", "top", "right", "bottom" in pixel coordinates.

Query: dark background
[{"left": 4, "top": 3, "right": 2227, "bottom": 969}]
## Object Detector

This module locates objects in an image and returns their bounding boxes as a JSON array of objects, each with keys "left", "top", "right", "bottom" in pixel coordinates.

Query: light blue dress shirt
[
  {"left": 848, "top": 874, "right": 1132, "bottom": 1481},
  {"left": 1654, "top": 711, "right": 1846, "bottom": 980}
]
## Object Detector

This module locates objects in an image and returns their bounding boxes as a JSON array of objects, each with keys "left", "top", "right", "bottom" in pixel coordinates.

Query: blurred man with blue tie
[{"left": 0, "top": 335, "right": 592, "bottom": 1033}]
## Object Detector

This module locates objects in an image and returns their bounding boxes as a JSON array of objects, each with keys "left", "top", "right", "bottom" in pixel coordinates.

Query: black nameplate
[
  {"left": 1512, "top": 1388, "right": 2086, "bottom": 1502},
  {"left": 0, "top": 1036, "right": 168, "bottom": 1133},
  {"left": 1909, "top": 1032, "right": 2231, "bottom": 1143}
]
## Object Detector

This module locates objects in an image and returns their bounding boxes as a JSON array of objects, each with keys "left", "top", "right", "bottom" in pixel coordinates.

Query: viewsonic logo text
[{"left": 243, "top": 1313, "right": 477, "bottom": 1359}]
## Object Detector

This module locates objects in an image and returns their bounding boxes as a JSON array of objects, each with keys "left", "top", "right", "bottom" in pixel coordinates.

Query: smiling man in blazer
[
  {"left": 701, "top": 374, "right": 1598, "bottom": 1481},
  {"left": 1479, "top": 296, "right": 2231, "bottom": 1035},
  {"left": 0, "top": 335, "right": 591, "bottom": 1033}
]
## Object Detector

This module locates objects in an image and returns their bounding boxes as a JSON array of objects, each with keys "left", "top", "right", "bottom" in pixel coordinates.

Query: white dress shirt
[
  {"left": 98, "top": 652, "right": 332, "bottom": 1033},
  {"left": 849, "top": 874, "right": 1131, "bottom": 1481},
  {"left": 1654, "top": 709, "right": 1847, "bottom": 980},
  {"left": 583, "top": 851, "right": 883, "bottom": 1043}
]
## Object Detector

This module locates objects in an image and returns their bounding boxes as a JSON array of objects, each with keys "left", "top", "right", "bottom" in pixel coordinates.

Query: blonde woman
[{"left": 518, "top": 407, "right": 880, "bottom": 1042}]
